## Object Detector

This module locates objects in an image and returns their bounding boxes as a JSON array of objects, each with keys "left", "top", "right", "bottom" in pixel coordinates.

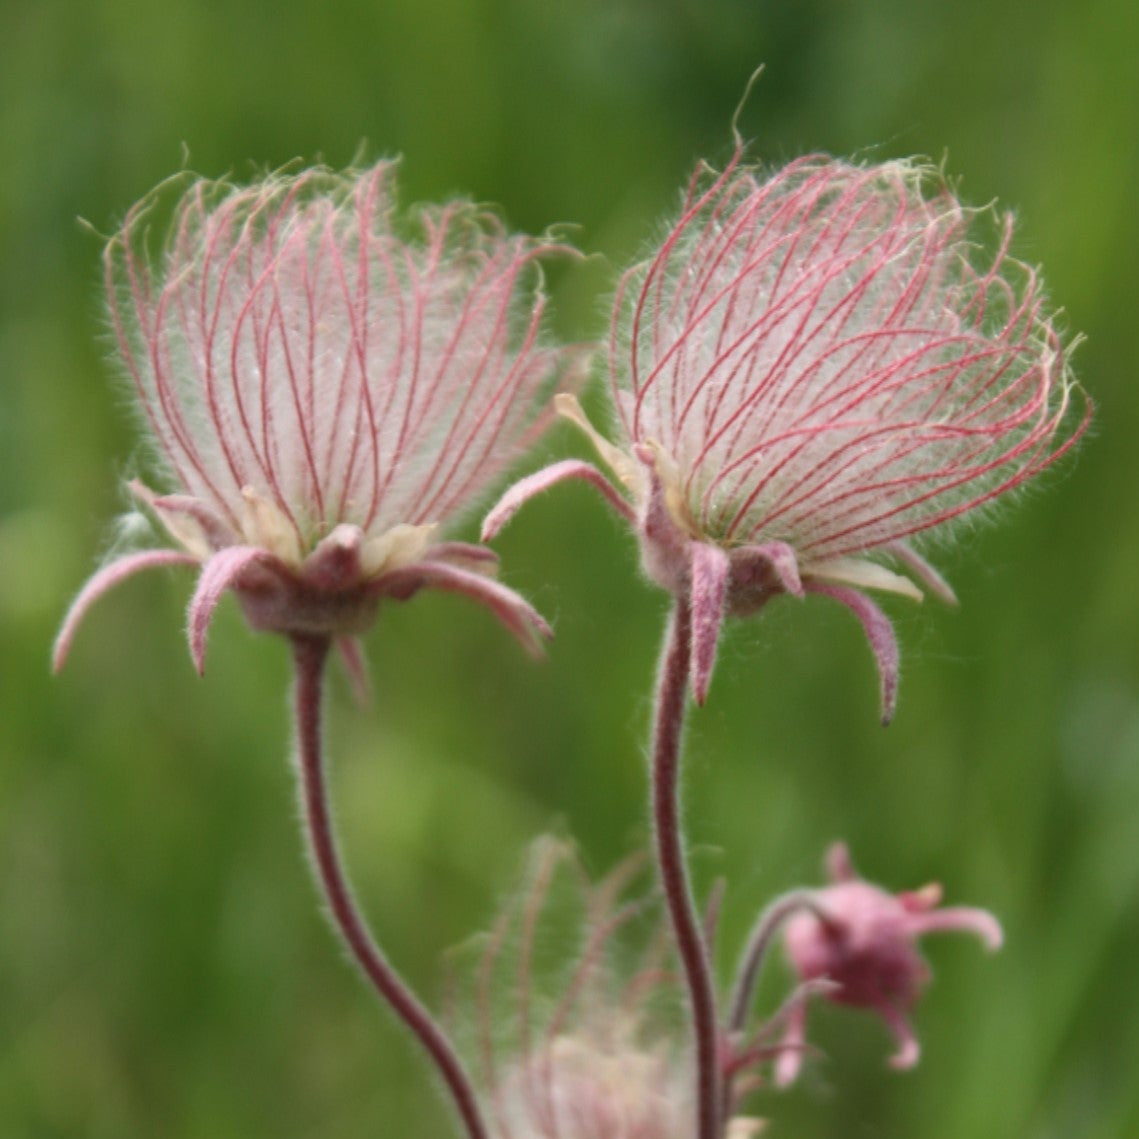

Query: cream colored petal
[
  {"left": 360, "top": 522, "right": 438, "bottom": 577},
  {"left": 154, "top": 508, "right": 212, "bottom": 560},
  {"left": 240, "top": 486, "right": 303, "bottom": 567},
  {"left": 642, "top": 438, "right": 699, "bottom": 537},
  {"left": 806, "top": 556, "right": 923, "bottom": 602},
  {"left": 128, "top": 481, "right": 213, "bottom": 559},
  {"left": 554, "top": 393, "right": 644, "bottom": 496}
]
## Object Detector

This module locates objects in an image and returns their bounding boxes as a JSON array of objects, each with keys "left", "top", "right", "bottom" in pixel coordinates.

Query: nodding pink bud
[{"left": 777, "top": 843, "right": 1002, "bottom": 1084}]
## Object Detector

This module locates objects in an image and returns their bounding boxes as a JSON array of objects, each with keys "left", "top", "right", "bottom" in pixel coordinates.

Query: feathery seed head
[
  {"left": 484, "top": 149, "right": 1088, "bottom": 711},
  {"left": 612, "top": 155, "right": 1079, "bottom": 562},
  {"left": 110, "top": 162, "right": 572, "bottom": 554},
  {"left": 56, "top": 162, "right": 579, "bottom": 671}
]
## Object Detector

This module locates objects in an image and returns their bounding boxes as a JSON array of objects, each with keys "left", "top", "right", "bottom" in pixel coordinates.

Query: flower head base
[
  {"left": 55, "top": 162, "right": 583, "bottom": 673},
  {"left": 484, "top": 150, "right": 1088, "bottom": 716},
  {"left": 775, "top": 842, "right": 1003, "bottom": 1086}
]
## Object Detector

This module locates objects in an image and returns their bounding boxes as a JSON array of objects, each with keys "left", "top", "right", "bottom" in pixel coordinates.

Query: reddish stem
[
  {"left": 726, "top": 890, "right": 826, "bottom": 1034},
  {"left": 651, "top": 599, "right": 722, "bottom": 1139},
  {"left": 291, "top": 634, "right": 489, "bottom": 1139}
]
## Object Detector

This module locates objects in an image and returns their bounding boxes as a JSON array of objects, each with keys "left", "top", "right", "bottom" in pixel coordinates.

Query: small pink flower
[
  {"left": 484, "top": 151, "right": 1087, "bottom": 718},
  {"left": 55, "top": 162, "right": 582, "bottom": 675},
  {"left": 774, "top": 842, "right": 1003, "bottom": 1086}
]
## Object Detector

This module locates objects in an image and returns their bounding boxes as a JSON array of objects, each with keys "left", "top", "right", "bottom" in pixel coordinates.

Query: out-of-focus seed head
[{"left": 454, "top": 839, "right": 766, "bottom": 1139}]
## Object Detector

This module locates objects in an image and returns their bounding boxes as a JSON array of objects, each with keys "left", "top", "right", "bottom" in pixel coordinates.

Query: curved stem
[
  {"left": 291, "top": 634, "right": 489, "bottom": 1139},
  {"left": 722, "top": 891, "right": 832, "bottom": 1120},
  {"left": 726, "top": 889, "right": 824, "bottom": 1033},
  {"left": 651, "top": 598, "right": 721, "bottom": 1139}
]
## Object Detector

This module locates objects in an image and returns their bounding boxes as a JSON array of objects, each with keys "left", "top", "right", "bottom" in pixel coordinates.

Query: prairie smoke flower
[
  {"left": 53, "top": 162, "right": 584, "bottom": 1139},
  {"left": 485, "top": 151, "right": 1087, "bottom": 717},
  {"left": 773, "top": 842, "right": 1003, "bottom": 1086},
  {"left": 54, "top": 161, "right": 581, "bottom": 676},
  {"left": 483, "top": 147, "right": 1080, "bottom": 1139}
]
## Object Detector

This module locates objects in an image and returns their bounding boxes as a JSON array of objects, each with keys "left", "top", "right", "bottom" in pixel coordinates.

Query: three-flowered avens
[
  {"left": 54, "top": 161, "right": 581, "bottom": 676},
  {"left": 55, "top": 161, "right": 584, "bottom": 1139},
  {"left": 486, "top": 150, "right": 1087, "bottom": 717},
  {"left": 483, "top": 147, "right": 1085, "bottom": 1139},
  {"left": 54, "top": 139, "right": 1087, "bottom": 1139}
]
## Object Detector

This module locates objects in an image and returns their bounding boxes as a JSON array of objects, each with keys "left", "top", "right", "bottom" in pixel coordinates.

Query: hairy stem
[
  {"left": 291, "top": 634, "right": 488, "bottom": 1139},
  {"left": 651, "top": 599, "right": 722, "bottom": 1139},
  {"left": 726, "top": 889, "right": 825, "bottom": 1034}
]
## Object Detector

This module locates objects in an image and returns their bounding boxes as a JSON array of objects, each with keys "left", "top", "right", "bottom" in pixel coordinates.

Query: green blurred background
[{"left": 2, "top": 0, "right": 1137, "bottom": 1136}]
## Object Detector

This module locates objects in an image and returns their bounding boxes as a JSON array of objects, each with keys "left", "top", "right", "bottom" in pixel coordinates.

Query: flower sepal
[
  {"left": 60, "top": 503, "right": 547, "bottom": 676},
  {"left": 192, "top": 526, "right": 546, "bottom": 670}
]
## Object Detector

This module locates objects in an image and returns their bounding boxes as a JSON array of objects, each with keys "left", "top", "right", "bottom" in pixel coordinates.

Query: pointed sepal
[
  {"left": 742, "top": 541, "right": 803, "bottom": 597},
  {"left": 825, "top": 841, "right": 858, "bottom": 884},
  {"left": 53, "top": 549, "right": 199, "bottom": 672},
  {"left": 689, "top": 541, "right": 731, "bottom": 705},
  {"left": 877, "top": 1002, "right": 921, "bottom": 1070},
  {"left": 129, "top": 480, "right": 236, "bottom": 557},
  {"left": 806, "top": 583, "right": 900, "bottom": 725},
  {"left": 374, "top": 560, "right": 553, "bottom": 657},
  {"left": 726, "top": 540, "right": 804, "bottom": 614},
  {"left": 554, "top": 392, "right": 644, "bottom": 494},
  {"left": 188, "top": 546, "right": 276, "bottom": 674},
  {"left": 773, "top": 999, "right": 809, "bottom": 1088},
  {"left": 423, "top": 542, "right": 500, "bottom": 575},
  {"left": 636, "top": 451, "right": 691, "bottom": 594},
  {"left": 807, "top": 556, "right": 923, "bottom": 602},
  {"left": 481, "top": 459, "right": 634, "bottom": 542},
  {"left": 304, "top": 524, "right": 366, "bottom": 590},
  {"left": 336, "top": 636, "right": 371, "bottom": 707},
  {"left": 907, "top": 905, "right": 1004, "bottom": 951},
  {"left": 887, "top": 541, "right": 958, "bottom": 606}
]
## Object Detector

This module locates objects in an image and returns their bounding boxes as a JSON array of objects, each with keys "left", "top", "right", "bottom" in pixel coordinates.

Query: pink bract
[{"left": 56, "top": 162, "right": 583, "bottom": 672}]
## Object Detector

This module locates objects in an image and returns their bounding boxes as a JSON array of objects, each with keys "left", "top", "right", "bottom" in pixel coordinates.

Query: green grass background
[{"left": 2, "top": 0, "right": 1137, "bottom": 1135}]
